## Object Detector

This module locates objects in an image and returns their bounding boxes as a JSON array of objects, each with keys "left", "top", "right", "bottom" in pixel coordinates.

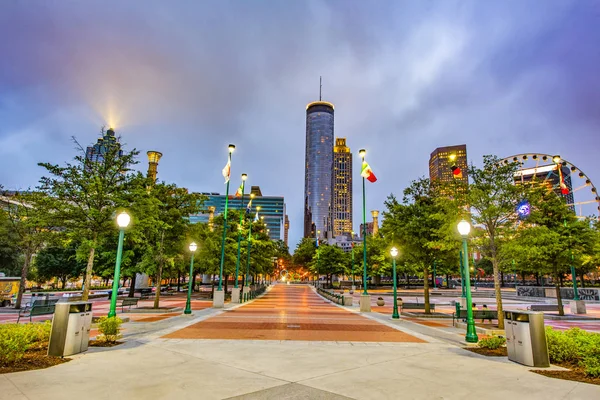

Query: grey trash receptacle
[
  {"left": 504, "top": 310, "right": 549, "bottom": 367},
  {"left": 48, "top": 302, "right": 93, "bottom": 357}
]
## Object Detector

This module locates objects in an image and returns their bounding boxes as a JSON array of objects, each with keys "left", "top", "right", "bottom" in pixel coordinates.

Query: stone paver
[{"left": 163, "top": 285, "right": 424, "bottom": 342}]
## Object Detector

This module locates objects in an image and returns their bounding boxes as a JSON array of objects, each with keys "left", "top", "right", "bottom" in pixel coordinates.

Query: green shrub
[
  {"left": 97, "top": 316, "right": 123, "bottom": 343},
  {"left": 0, "top": 322, "right": 52, "bottom": 364},
  {"left": 545, "top": 327, "right": 600, "bottom": 377},
  {"left": 478, "top": 336, "right": 506, "bottom": 350}
]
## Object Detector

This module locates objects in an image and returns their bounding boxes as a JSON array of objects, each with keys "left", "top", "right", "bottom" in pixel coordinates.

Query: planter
[{"left": 377, "top": 299, "right": 385, "bottom": 306}]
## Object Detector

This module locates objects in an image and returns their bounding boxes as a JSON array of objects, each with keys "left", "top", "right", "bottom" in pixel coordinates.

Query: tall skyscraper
[
  {"left": 332, "top": 138, "right": 352, "bottom": 237},
  {"left": 303, "top": 92, "right": 335, "bottom": 238},
  {"left": 85, "top": 128, "right": 123, "bottom": 163},
  {"left": 429, "top": 144, "right": 468, "bottom": 185}
]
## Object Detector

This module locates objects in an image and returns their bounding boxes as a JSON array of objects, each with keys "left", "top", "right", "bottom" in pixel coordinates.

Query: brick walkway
[{"left": 163, "top": 284, "right": 425, "bottom": 342}]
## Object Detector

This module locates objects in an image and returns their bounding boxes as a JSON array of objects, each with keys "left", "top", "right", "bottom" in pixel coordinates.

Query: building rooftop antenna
[{"left": 319, "top": 76, "right": 322, "bottom": 101}]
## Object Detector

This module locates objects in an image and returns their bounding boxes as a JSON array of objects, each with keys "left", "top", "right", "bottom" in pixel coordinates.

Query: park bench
[
  {"left": 118, "top": 297, "right": 139, "bottom": 312},
  {"left": 17, "top": 299, "right": 59, "bottom": 323},
  {"left": 139, "top": 288, "right": 153, "bottom": 300},
  {"left": 528, "top": 304, "right": 561, "bottom": 312},
  {"left": 401, "top": 303, "right": 436, "bottom": 312},
  {"left": 452, "top": 309, "right": 498, "bottom": 326}
]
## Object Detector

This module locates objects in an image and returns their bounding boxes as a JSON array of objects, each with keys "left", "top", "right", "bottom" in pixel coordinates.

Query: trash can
[
  {"left": 48, "top": 302, "right": 93, "bottom": 357},
  {"left": 504, "top": 310, "right": 549, "bottom": 367}
]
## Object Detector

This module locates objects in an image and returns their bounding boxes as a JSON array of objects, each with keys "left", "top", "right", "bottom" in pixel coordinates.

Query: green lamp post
[
  {"left": 390, "top": 247, "right": 400, "bottom": 319},
  {"left": 351, "top": 232, "right": 355, "bottom": 290},
  {"left": 246, "top": 204, "right": 259, "bottom": 290},
  {"left": 184, "top": 242, "right": 197, "bottom": 315},
  {"left": 234, "top": 174, "right": 247, "bottom": 290},
  {"left": 359, "top": 149, "right": 368, "bottom": 295},
  {"left": 108, "top": 211, "right": 131, "bottom": 318},
  {"left": 218, "top": 144, "right": 235, "bottom": 292},
  {"left": 458, "top": 219, "right": 478, "bottom": 343}
]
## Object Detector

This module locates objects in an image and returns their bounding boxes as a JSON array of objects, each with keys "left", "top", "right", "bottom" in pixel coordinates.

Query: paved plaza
[{"left": 1, "top": 284, "right": 599, "bottom": 399}]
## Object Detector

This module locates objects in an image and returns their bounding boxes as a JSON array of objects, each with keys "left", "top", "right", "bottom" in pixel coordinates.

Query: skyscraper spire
[{"left": 319, "top": 76, "right": 322, "bottom": 101}]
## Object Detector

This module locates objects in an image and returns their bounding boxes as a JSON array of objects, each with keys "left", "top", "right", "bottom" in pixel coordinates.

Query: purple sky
[{"left": 1, "top": 1, "right": 599, "bottom": 249}]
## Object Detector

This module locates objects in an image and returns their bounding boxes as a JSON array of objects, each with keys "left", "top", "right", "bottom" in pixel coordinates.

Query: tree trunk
[
  {"left": 154, "top": 266, "right": 162, "bottom": 309},
  {"left": 555, "top": 277, "right": 565, "bottom": 316},
  {"left": 61, "top": 277, "right": 67, "bottom": 289},
  {"left": 177, "top": 272, "right": 181, "bottom": 292},
  {"left": 224, "top": 274, "right": 229, "bottom": 294},
  {"left": 82, "top": 235, "right": 97, "bottom": 301},
  {"left": 501, "top": 272, "right": 505, "bottom": 287},
  {"left": 491, "top": 252, "right": 505, "bottom": 329},
  {"left": 423, "top": 265, "right": 431, "bottom": 314},
  {"left": 522, "top": 272, "right": 526, "bottom": 285},
  {"left": 446, "top": 274, "right": 450, "bottom": 289},
  {"left": 580, "top": 272, "right": 585, "bottom": 288},
  {"left": 128, "top": 274, "right": 137, "bottom": 297},
  {"left": 535, "top": 273, "right": 540, "bottom": 286},
  {"left": 15, "top": 250, "right": 32, "bottom": 310},
  {"left": 192, "top": 273, "right": 198, "bottom": 292}
]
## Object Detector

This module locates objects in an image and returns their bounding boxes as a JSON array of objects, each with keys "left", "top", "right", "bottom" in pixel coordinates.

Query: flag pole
[
  {"left": 218, "top": 145, "right": 235, "bottom": 292},
  {"left": 360, "top": 150, "right": 368, "bottom": 296},
  {"left": 234, "top": 174, "right": 247, "bottom": 289}
]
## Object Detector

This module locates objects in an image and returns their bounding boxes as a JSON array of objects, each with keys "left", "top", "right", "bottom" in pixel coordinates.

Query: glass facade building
[
  {"left": 429, "top": 144, "right": 468, "bottom": 185},
  {"left": 189, "top": 189, "right": 286, "bottom": 241},
  {"left": 85, "top": 128, "right": 123, "bottom": 163},
  {"left": 304, "top": 101, "right": 335, "bottom": 238}
]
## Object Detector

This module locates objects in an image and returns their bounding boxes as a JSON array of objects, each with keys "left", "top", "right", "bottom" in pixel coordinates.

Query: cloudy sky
[{"left": 1, "top": 0, "right": 599, "bottom": 249}]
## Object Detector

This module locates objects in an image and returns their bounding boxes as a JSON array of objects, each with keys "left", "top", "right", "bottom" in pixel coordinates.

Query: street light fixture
[
  {"left": 350, "top": 231, "right": 355, "bottom": 291},
  {"left": 234, "top": 173, "right": 248, "bottom": 299},
  {"left": 390, "top": 247, "right": 399, "bottom": 319},
  {"left": 184, "top": 242, "right": 198, "bottom": 314},
  {"left": 358, "top": 149, "right": 370, "bottom": 312},
  {"left": 457, "top": 219, "right": 478, "bottom": 343},
  {"left": 108, "top": 211, "right": 131, "bottom": 318}
]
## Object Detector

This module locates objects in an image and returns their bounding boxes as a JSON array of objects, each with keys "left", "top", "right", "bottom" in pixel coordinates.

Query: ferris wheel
[{"left": 500, "top": 153, "right": 599, "bottom": 219}]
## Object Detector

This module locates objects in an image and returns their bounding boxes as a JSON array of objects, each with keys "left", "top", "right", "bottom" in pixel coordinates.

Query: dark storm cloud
[{"left": 1, "top": 0, "right": 599, "bottom": 248}]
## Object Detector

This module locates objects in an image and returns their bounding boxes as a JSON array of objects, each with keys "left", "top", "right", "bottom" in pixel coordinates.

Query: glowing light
[
  {"left": 358, "top": 149, "right": 366, "bottom": 159},
  {"left": 449, "top": 154, "right": 457, "bottom": 162},
  {"left": 241, "top": 174, "right": 248, "bottom": 181},
  {"left": 228, "top": 144, "right": 236, "bottom": 153},
  {"left": 116, "top": 211, "right": 131, "bottom": 228},
  {"left": 516, "top": 200, "right": 531, "bottom": 219},
  {"left": 552, "top": 155, "right": 561, "bottom": 164},
  {"left": 390, "top": 247, "right": 398, "bottom": 258},
  {"left": 457, "top": 220, "right": 471, "bottom": 236},
  {"left": 189, "top": 242, "right": 197, "bottom": 252}
]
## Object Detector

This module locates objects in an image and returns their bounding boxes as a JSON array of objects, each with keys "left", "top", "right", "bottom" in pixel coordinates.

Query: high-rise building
[
  {"left": 514, "top": 164, "right": 575, "bottom": 210},
  {"left": 359, "top": 222, "right": 374, "bottom": 238},
  {"left": 304, "top": 99, "right": 335, "bottom": 239},
  {"left": 189, "top": 186, "right": 286, "bottom": 241},
  {"left": 85, "top": 128, "right": 123, "bottom": 163},
  {"left": 429, "top": 145, "right": 468, "bottom": 185},
  {"left": 284, "top": 215, "right": 289, "bottom": 247},
  {"left": 332, "top": 138, "right": 352, "bottom": 237}
]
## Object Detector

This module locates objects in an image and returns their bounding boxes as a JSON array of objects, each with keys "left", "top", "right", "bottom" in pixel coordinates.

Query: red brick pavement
[{"left": 163, "top": 284, "right": 425, "bottom": 342}]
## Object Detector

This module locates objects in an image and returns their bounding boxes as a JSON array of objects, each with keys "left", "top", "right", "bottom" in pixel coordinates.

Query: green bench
[
  {"left": 452, "top": 309, "right": 498, "bottom": 325},
  {"left": 119, "top": 297, "right": 139, "bottom": 312},
  {"left": 401, "top": 303, "right": 435, "bottom": 311},
  {"left": 17, "top": 299, "right": 59, "bottom": 323}
]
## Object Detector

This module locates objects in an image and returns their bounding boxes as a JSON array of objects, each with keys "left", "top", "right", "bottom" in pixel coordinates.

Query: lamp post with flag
[
  {"left": 232, "top": 174, "right": 247, "bottom": 303},
  {"left": 359, "top": 148, "right": 377, "bottom": 312},
  {"left": 351, "top": 233, "right": 356, "bottom": 292},
  {"left": 215, "top": 144, "right": 235, "bottom": 308},
  {"left": 245, "top": 204, "right": 259, "bottom": 302}
]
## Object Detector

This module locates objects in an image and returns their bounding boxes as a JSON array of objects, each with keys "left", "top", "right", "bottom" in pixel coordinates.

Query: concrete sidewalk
[{"left": 0, "top": 284, "right": 598, "bottom": 399}]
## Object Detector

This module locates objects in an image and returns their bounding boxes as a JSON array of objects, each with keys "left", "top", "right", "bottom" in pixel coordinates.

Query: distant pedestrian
[{"left": 481, "top": 304, "right": 492, "bottom": 323}]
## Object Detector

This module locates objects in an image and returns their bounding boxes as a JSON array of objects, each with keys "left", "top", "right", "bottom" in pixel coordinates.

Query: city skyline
[{"left": 1, "top": 1, "right": 599, "bottom": 249}]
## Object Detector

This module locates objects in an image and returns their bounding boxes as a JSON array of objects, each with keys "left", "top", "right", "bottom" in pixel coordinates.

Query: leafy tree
[
  {"left": 309, "top": 244, "right": 347, "bottom": 287},
  {"left": 352, "top": 236, "right": 388, "bottom": 285},
  {"left": 382, "top": 178, "right": 460, "bottom": 314},
  {"left": 2, "top": 191, "right": 55, "bottom": 308},
  {"left": 293, "top": 238, "right": 317, "bottom": 269},
  {"left": 35, "top": 241, "right": 86, "bottom": 288},
  {"left": 503, "top": 183, "right": 597, "bottom": 315},
  {"left": 0, "top": 208, "right": 21, "bottom": 276},
  {"left": 37, "top": 133, "right": 138, "bottom": 300},
  {"left": 467, "top": 156, "right": 521, "bottom": 328}
]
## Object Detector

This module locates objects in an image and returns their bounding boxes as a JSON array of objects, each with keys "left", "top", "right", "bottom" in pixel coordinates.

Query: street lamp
[
  {"left": 234, "top": 173, "right": 248, "bottom": 299},
  {"left": 217, "top": 144, "right": 235, "bottom": 298},
  {"left": 108, "top": 211, "right": 131, "bottom": 318},
  {"left": 246, "top": 205, "right": 259, "bottom": 295},
  {"left": 457, "top": 219, "right": 478, "bottom": 343},
  {"left": 351, "top": 231, "right": 355, "bottom": 291},
  {"left": 184, "top": 242, "right": 197, "bottom": 315},
  {"left": 390, "top": 247, "right": 399, "bottom": 319}
]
